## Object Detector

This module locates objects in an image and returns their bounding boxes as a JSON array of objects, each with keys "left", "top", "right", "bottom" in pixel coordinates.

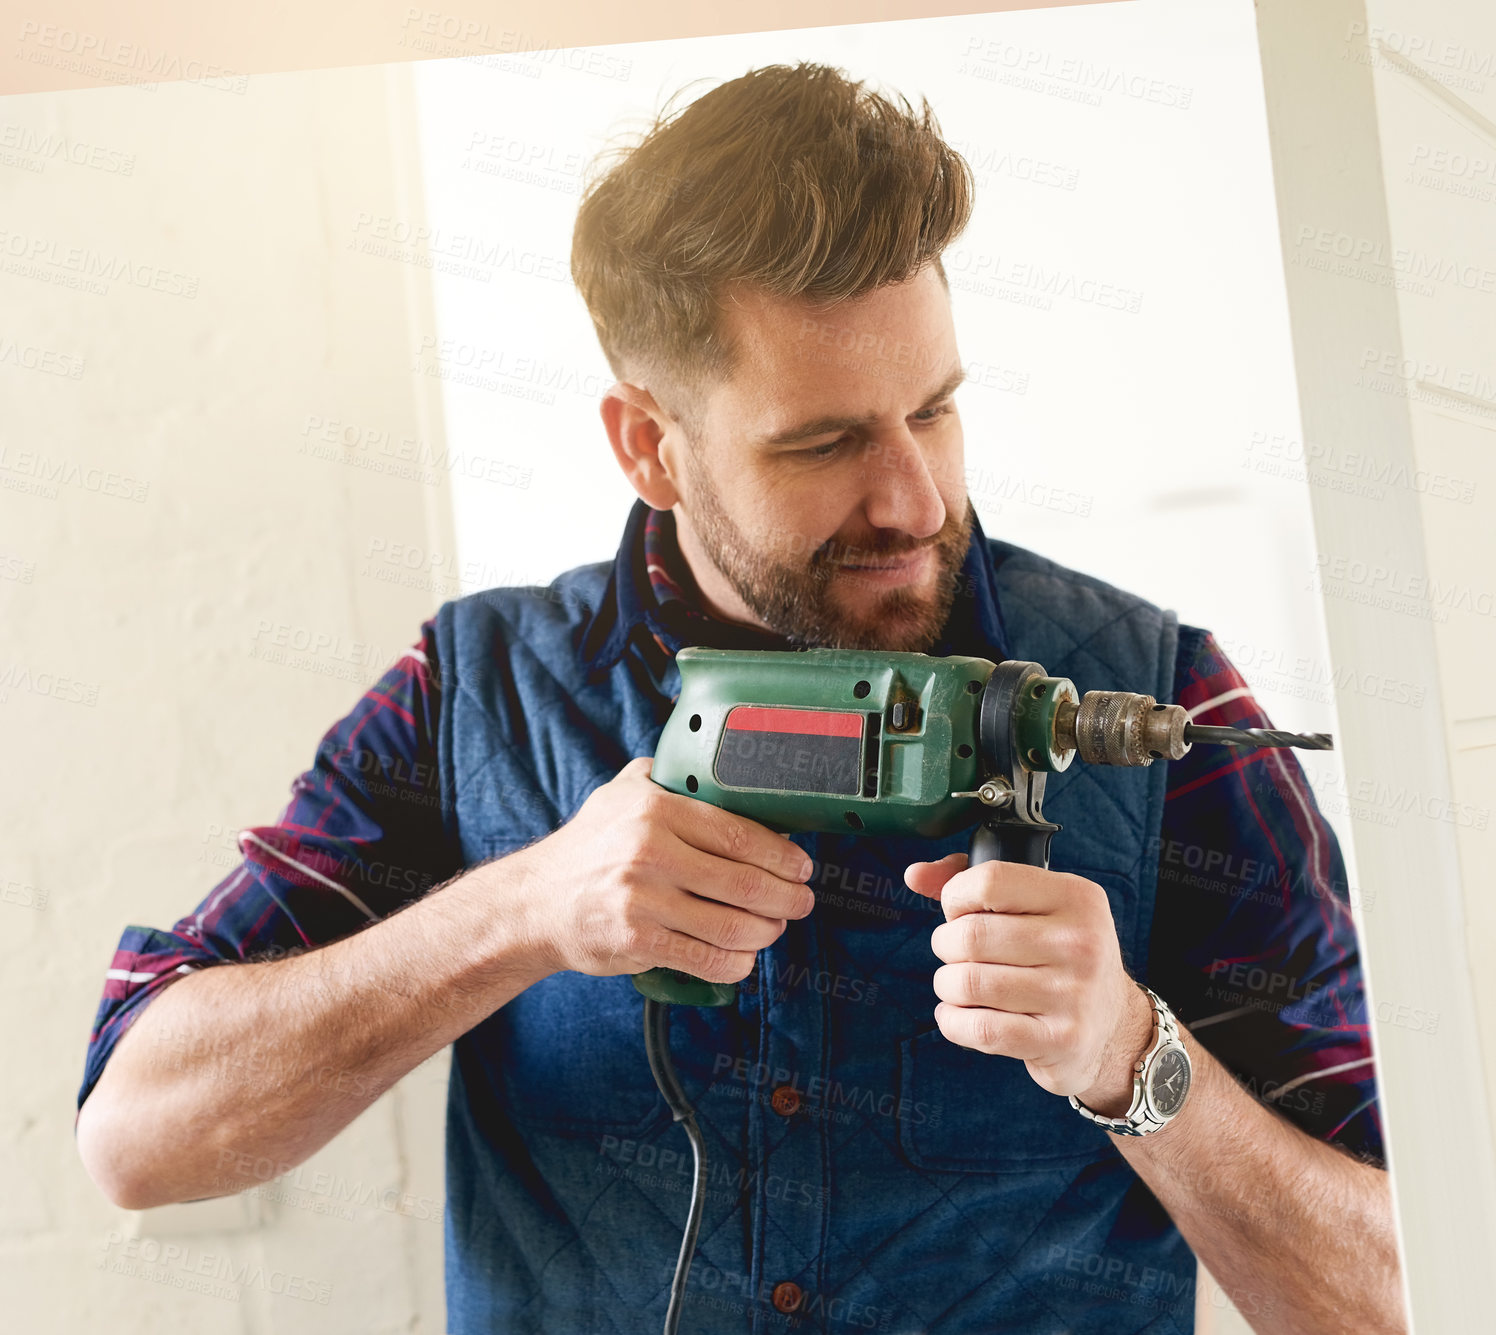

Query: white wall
[
  {"left": 1255, "top": 1, "right": 1496, "bottom": 1328},
  {"left": 1, "top": 63, "right": 452, "bottom": 1333}
]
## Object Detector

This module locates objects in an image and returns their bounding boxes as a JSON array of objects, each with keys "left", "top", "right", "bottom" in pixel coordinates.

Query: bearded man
[{"left": 76, "top": 62, "right": 1399, "bottom": 1335}]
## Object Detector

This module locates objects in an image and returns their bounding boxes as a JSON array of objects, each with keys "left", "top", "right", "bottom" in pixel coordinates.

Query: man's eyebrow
[{"left": 761, "top": 364, "right": 968, "bottom": 446}]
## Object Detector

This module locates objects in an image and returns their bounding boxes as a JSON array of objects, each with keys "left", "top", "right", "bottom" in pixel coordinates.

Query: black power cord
[{"left": 642, "top": 998, "right": 709, "bottom": 1335}]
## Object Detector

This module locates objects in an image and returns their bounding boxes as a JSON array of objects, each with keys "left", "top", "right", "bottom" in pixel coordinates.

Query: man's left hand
[{"left": 905, "top": 852, "right": 1154, "bottom": 1117}]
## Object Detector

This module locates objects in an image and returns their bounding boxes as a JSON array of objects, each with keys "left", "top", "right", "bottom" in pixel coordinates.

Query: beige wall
[
  {"left": 0, "top": 64, "right": 452, "bottom": 1330},
  {"left": 1252, "top": 1, "right": 1496, "bottom": 1332}
]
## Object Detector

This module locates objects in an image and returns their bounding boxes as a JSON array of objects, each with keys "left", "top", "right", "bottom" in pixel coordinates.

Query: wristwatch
[{"left": 1069, "top": 983, "right": 1192, "bottom": 1136}]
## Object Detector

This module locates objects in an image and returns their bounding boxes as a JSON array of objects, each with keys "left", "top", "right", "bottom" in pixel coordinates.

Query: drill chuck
[
  {"left": 1049, "top": 693, "right": 1335, "bottom": 767},
  {"left": 1053, "top": 692, "right": 1191, "bottom": 767}
]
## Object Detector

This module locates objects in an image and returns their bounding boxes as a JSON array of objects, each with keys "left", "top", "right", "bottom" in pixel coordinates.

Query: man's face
[{"left": 667, "top": 264, "right": 971, "bottom": 653}]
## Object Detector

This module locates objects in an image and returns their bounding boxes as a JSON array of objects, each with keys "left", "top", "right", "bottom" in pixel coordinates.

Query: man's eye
[
  {"left": 799, "top": 404, "right": 950, "bottom": 459},
  {"left": 803, "top": 438, "right": 848, "bottom": 459}
]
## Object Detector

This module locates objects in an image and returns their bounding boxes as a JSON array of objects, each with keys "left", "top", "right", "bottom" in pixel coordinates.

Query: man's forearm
[
  {"left": 1107, "top": 996, "right": 1404, "bottom": 1334},
  {"left": 76, "top": 853, "right": 554, "bottom": 1210}
]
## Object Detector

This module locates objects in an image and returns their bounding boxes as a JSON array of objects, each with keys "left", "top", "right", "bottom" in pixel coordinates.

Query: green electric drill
[
  {"left": 632, "top": 645, "right": 1333, "bottom": 1007},
  {"left": 631, "top": 646, "right": 1331, "bottom": 1334}
]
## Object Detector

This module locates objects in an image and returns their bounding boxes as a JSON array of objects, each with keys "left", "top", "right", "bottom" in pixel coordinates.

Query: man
[{"left": 76, "top": 64, "right": 1401, "bottom": 1333}]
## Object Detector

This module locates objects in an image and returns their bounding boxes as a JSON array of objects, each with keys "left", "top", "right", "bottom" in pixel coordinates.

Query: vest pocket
[
  {"left": 896, "top": 1028, "right": 1114, "bottom": 1172},
  {"left": 482, "top": 972, "right": 671, "bottom": 1138}
]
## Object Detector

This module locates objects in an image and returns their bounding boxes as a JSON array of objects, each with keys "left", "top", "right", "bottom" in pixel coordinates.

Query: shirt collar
[{"left": 578, "top": 497, "right": 1012, "bottom": 679}]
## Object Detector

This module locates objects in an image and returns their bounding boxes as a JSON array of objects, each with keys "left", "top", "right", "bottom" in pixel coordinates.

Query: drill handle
[{"left": 969, "top": 819, "right": 1062, "bottom": 870}]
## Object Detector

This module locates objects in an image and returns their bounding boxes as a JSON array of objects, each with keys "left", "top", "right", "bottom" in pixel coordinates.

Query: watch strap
[{"left": 1068, "top": 983, "right": 1186, "bottom": 1136}]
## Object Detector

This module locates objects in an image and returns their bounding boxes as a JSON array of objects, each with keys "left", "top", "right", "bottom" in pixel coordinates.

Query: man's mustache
[
  {"left": 813, "top": 530, "right": 959, "bottom": 567},
  {"left": 824, "top": 545, "right": 929, "bottom": 566},
  {"left": 698, "top": 501, "right": 970, "bottom": 572}
]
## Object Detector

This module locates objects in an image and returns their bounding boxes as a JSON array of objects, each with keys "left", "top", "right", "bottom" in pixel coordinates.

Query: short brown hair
[{"left": 570, "top": 62, "right": 974, "bottom": 429}]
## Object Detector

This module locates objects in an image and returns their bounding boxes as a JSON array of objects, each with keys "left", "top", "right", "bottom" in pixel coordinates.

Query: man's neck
[{"left": 668, "top": 506, "right": 778, "bottom": 636}]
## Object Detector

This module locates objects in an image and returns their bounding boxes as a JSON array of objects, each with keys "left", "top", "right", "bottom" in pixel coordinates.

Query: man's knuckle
[
  {"left": 614, "top": 925, "right": 643, "bottom": 961},
  {"left": 722, "top": 819, "right": 750, "bottom": 861},
  {"left": 614, "top": 888, "right": 642, "bottom": 927},
  {"left": 973, "top": 1013, "right": 1003, "bottom": 1050},
  {"left": 1037, "top": 969, "right": 1068, "bottom": 1006},
  {"left": 700, "top": 947, "right": 736, "bottom": 981},
  {"left": 958, "top": 961, "right": 986, "bottom": 1000},
  {"left": 616, "top": 869, "right": 651, "bottom": 911},
  {"left": 714, "top": 913, "right": 750, "bottom": 951},
  {"left": 619, "top": 922, "right": 653, "bottom": 960},
  {"left": 956, "top": 916, "right": 986, "bottom": 953},
  {"left": 631, "top": 826, "right": 670, "bottom": 871},
  {"left": 724, "top": 865, "right": 759, "bottom": 904},
  {"left": 613, "top": 790, "right": 647, "bottom": 825},
  {"left": 1079, "top": 876, "right": 1111, "bottom": 911},
  {"left": 1069, "top": 930, "right": 1101, "bottom": 970},
  {"left": 643, "top": 789, "right": 675, "bottom": 827},
  {"left": 1051, "top": 923, "right": 1086, "bottom": 961}
]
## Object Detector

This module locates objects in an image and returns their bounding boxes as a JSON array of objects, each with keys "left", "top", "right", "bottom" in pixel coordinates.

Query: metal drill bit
[{"left": 1183, "top": 724, "right": 1334, "bottom": 752}]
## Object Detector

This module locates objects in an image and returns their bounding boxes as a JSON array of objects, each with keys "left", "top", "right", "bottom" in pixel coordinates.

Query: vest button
[
  {"left": 770, "top": 1085, "right": 801, "bottom": 1117},
  {"left": 771, "top": 1280, "right": 804, "bottom": 1313}
]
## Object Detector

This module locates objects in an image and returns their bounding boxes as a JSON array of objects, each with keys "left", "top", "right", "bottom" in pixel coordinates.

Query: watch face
[{"left": 1146, "top": 1047, "right": 1191, "bottom": 1119}]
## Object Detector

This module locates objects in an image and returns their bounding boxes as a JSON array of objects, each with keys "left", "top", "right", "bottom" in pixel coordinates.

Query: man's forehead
[
  {"left": 714, "top": 283, "right": 832, "bottom": 361},
  {"left": 714, "top": 276, "right": 955, "bottom": 410}
]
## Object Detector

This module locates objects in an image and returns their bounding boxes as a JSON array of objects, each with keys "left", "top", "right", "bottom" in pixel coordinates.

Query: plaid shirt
[{"left": 80, "top": 508, "right": 1382, "bottom": 1166}]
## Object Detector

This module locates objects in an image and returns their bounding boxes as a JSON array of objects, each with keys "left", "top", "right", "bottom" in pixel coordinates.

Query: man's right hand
[{"left": 514, "top": 755, "right": 816, "bottom": 985}]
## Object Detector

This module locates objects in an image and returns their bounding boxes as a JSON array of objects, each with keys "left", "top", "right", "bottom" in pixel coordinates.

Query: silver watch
[{"left": 1069, "top": 983, "right": 1191, "bottom": 1136}]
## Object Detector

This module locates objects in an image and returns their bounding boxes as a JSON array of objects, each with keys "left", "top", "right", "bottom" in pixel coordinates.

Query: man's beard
[{"left": 681, "top": 451, "right": 974, "bottom": 652}]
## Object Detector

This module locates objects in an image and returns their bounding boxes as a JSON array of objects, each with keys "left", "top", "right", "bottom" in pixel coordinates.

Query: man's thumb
[{"left": 904, "top": 852, "right": 969, "bottom": 900}]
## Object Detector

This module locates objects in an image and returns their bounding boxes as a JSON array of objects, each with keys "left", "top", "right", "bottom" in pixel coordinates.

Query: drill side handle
[{"left": 969, "top": 819, "right": 1062, "bottom": 870}]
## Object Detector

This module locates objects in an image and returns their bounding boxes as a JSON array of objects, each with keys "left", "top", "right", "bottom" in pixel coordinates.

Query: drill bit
[
  {"left": 1053, "top": 693, "right": 1334, "bottom": 766},
  {"left": 1183, "top": 724, "right": 1334, "bottom": 751}
]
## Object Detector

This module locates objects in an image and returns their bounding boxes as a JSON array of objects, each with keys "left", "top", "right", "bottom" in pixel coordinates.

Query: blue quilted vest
[{"left": 433, "top": 502, "right": 1192, "bottom": 1334}]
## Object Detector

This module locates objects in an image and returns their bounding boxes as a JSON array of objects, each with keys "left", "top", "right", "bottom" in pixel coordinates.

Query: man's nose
[{"left": 861, "top": 430, "right": 949, "bottom": 539}]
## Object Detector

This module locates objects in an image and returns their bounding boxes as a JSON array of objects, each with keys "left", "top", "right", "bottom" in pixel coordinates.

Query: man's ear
[{"left": 601, "top": 383, "right": 683, "bottom": 510}]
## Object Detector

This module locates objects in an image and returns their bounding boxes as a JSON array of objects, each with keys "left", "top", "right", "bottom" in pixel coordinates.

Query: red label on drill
[
  {"left": 722, "top": 707, "right": 863, "bottom": 738},
  {"left": 715, "top": 707, "right": 864, "bottom": 795}
]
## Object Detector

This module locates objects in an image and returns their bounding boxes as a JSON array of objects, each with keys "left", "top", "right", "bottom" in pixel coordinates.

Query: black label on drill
[{"left": 714, "top": 706, "right": 863, "bottom": 795}]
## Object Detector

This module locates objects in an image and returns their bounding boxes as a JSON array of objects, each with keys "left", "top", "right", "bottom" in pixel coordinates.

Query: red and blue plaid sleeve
[
  {"left": 78, "top": 617, "right": 458, "bottom": 1110},
  {"left": 1148, "top": 625, "right": 1383, "bottom": 1166}
]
